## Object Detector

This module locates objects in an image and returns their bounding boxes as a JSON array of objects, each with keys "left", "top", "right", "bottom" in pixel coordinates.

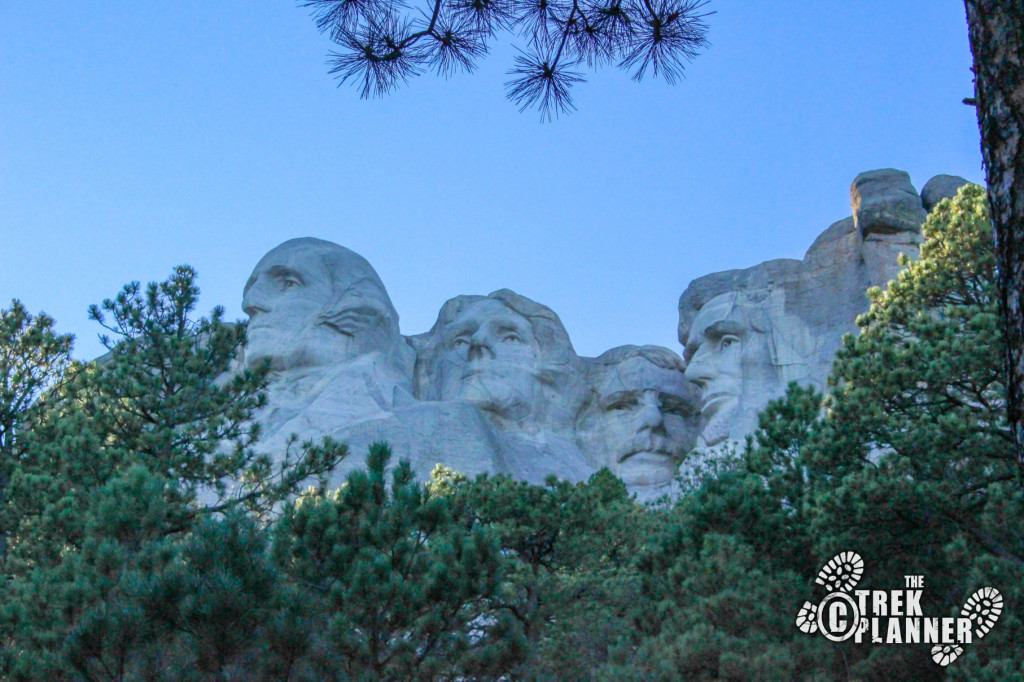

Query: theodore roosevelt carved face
[
  {"left": 575, "top": 346, "right": 698, "bottom": 487},
  {"left": 242, "top": 238, "right": 400, "bottom": 371}
]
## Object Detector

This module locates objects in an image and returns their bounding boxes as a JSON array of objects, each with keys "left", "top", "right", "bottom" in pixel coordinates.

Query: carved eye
[
  {"left": 283, "top": 279, "right": 299, "bottom": 288},
  {"left": 452, "top": 337, "right": 470, "bottom": 349},
  {"left": 608, "top": 398, "right": 637, "bottom": 411},
  {"left": 660, "top": 396, "right": 689, "bottom": 417},
  {"left": 501, "top": 333, "right": 521, "bottom": 343},
  {"left": 719, "top": 334, "right": 740, "bottom": 350}
]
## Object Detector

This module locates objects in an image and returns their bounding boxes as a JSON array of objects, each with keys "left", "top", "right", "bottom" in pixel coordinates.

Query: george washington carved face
[{"left": 242, "top": 238, "right": 400, "bottom": 371}]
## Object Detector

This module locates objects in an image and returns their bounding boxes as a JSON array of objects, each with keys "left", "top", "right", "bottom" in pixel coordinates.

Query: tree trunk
[{"left": 964, "top": 0, "right": 1024, "bottom": 468}]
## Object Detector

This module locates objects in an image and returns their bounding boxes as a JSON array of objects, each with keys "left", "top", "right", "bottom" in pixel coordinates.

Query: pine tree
[
  {"left": 804, "top": 185, "right": 1024, "bottom": 676},
  {"left": 608, "top": 187, "right": 1021, "bottom": 679},
  {"left": 437, "top": 467, "right": 655, "bottom": 678},
  {"left": 272, "top": 442, "right": 522, "bottom": 680},
  {"left": 0, "top": 300, "right": 74, "bottom": 573},
  {"left": 0, "top": 266, "right": 346, "bottom": 679}
]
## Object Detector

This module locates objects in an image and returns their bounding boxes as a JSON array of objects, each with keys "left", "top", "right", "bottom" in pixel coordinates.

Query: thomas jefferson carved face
[
  {"left": 434, "top": 298, "right": 541, "bottom": 420},
  {"left": 576, "top": 347, "right": 698, "bottom": 487},
  {"left": 242, "top": 238, "right": 399, "bottom": 371}
]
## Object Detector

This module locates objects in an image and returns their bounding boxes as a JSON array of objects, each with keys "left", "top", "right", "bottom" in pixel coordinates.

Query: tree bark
[{"left": 964, "top": 0, "right": 1024, "bottom": 467}]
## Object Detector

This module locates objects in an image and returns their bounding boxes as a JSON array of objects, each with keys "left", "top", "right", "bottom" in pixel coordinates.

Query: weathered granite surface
[
  {"left": 678, "top": 170, "right": 972, "bottom": 460},
  {"left": 921, "top": 174, "right": 971, "bottom": 212},
  {"left": 241, "top": 240, "right": 696, "bottom": 498},
  {"left": 237, "top": 170, "right": 971, "bottom": 497}
]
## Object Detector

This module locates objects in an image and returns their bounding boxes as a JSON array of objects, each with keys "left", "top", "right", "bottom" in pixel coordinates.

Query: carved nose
[
  {"left": 242, "top": 289, "right": 269, "bottom": 317},
  {"left": 638, "top": 393, "right": 664, "bottom": 431},
  {"left": 683, "top": 350, "right": 714, "bottom": 386},
  {"left": 467, "top": 330, "right": 494, "bottom": 361}
]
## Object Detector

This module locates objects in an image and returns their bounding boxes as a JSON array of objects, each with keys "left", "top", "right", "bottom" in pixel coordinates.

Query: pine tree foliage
[
  {"left": 800, "top": 185, "right": 1024, "bottom": 677},
  {"left": 1, "top": 190, "right": 1021, "bottom": 678},
  {"left": 83, "top": 265, "right": 344, "bottom": 517},
  {"left": 6, "top": 266, "right": 345, "bottom": 565},
  {"left": 0, "top": 300, "right": 74, "bottom": 573},
  {"left": 604, "top": 186, "right": 1022, "bottom": 679},
  {"left": 806, "top": 185, "right": 1017, "bottom": 570},
  {"left": 822, "top": 183, "right": 1011, "bottom": 477},
  {"left": 436, "top": 467, "right": 654, "bottom": 678},
  {"left": 601, "top": 532, "right": 834, "bottom": 681},
  {"left": 0, "top": 267, "right": 346, "bottom": 680},
  {"left": 0, "top": 300, "right": 74, "bottom": 459},
  {"left": 272, "top": 442, "right": 522, "bottom": 680},
  {"left": 300, "top": 0, "right": 710, "bottom": 118}
]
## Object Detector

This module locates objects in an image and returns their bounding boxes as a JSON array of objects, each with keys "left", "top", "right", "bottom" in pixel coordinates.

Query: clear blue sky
[{"left": 1, "top": 1, "right": 983, "bottom": 361}]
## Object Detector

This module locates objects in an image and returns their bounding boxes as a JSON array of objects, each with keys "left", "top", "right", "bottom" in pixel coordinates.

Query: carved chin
[
  {"left": 701, "top": 410, "right": 734, "bottom": 446},
  {"left": 455, "top": 377, "right": 531, "bottom": 420},
  {"left": 617, "top": 453, "right": 675, "bottom": 487},
  {"left": 245, "top": 327, "right": 357, "bottom": 371}
]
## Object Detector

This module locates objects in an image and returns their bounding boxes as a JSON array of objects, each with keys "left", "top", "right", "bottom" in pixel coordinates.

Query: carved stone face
[
  {"left": 577, "top": 353, "right": 697, "bottom": 487},
  {"left": 242, "top": 238, "right": 398, "bottom": 371},
  {"left": 683, "top": 290, "right": 810, "bottom": 447},
  {"left": 679, "top": 290, "right": 745, "bottom": 440},
  {"left": 434, "top": 298, "right": 541, "bottom": 420}
]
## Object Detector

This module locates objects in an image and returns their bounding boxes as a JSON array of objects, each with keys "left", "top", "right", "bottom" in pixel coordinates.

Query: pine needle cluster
[{"left": 301, "top": 0, "right": 711, "bottom": 118}]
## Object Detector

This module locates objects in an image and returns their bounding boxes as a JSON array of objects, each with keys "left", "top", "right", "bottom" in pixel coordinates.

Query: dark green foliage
[
  {"left": 604, "top": 186, "right": 1021, "bottom": 679},
  {"left": 436, "top": 467, "right": 654, "bottom": 678},
  {"left": 1, "top": 187, "right": 1020, "bottom": 678},
  {"left": 5, "top": 267, "right": 345, "bottom": 570},
  {"left": 0, "top": 299, "right": 74, "bottom": 458},
  {"left": 601, "top": 533, "right": 834, "bottom": 681},
  {"left": 0, "top": 300, "right": 74, "bottom": 572},
  {"left": 272, "top": 443, "right": 521, "bottom": 680},
  {"left": 818, "top": 183, "right": 1011, "bottom": 478},
  {"left": 0, "top": 266, "right": 345, "bottom": 680},
  {"left": 600, "top": 386, "right": 839, "bottom": 680},
  {"left": 802, "top": 187, "right": 1023, "bottom": 679}
]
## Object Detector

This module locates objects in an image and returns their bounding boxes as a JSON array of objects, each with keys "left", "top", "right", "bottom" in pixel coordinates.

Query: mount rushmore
[{"left": 241, "top": 169, "right": 971, "bottom": 499}]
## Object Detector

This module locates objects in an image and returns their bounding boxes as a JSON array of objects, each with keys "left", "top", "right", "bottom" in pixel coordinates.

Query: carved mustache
[{"left": 618, "top": 434, "right": 680, "bottom": 463}]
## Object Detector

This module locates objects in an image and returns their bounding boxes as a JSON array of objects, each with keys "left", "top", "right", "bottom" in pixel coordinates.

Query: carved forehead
[
  {"left": 429, "top": 289, "right": 577, "bottom": 368},
  {"left": 246, "top": 238, "right": 391, "bottom": 302},
  {"left": 448, "top": 298, "right": 533, "bottom": 334},
  {"left": 683, "top": 293, "right": 754, "bottom": 351},
  {"left": 594, "top": 355, "right": 690, "bottom": 398}
]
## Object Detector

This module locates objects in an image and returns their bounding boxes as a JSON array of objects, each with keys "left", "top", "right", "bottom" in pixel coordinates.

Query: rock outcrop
[
  {"left": 235, "top": 169, "right": 973, "bottom": 498},
  {"left": 678, "top": 170, "right": 973, "bottom": 459},
  {"left": 242, "top": 239, "right": 697, "bottom": 500}
]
